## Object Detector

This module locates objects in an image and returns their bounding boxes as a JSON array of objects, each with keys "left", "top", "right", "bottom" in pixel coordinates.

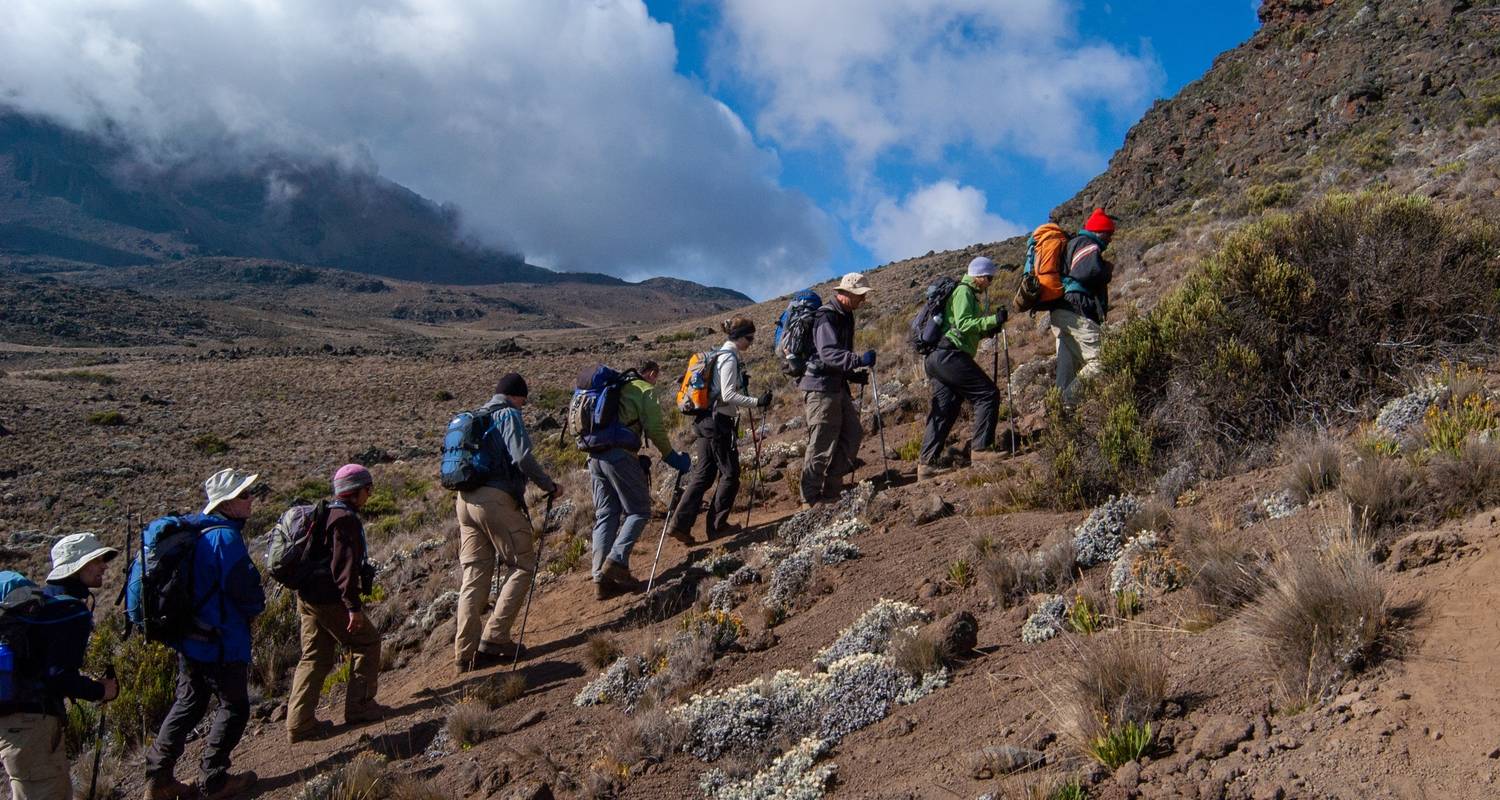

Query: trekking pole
[
  {"left": 510, "top": 493, "right": 555, "bottom": 672},
  {"left": 645, "top": 473, "right": 686, "bottom": 596},
  {"left": 869, "top": 364, "right": 891, "bottom": 481},
  {"left": 85, "top": 664, "right": 115, "bottom": 800},
  {"left": 1001, "top": 328, "right": 1018, "bottom": 453},
  {"left": 743, "top": 409, "right": 762, "bottom": 530}
]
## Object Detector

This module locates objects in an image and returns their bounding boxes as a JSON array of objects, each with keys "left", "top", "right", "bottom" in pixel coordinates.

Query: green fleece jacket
[
  {"left": 942, "top": 276, "right": 1001, "bottom": 356},
  {"left": 619, "top": 378, "right": 673, "bottom": 456}
]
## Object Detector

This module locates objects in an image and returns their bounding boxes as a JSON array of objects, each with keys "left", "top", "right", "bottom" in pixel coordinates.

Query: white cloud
[
  {"left": 857, "top": 180, "right": 1022, "bottom": 263},
  {"left": 0, "top": 0, "right": 832, "bottom": 297},
  {"left": 714, "top": 0, "right": 1160, "bottom": 173}
]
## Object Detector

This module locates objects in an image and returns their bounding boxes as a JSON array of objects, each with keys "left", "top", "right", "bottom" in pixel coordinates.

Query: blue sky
[
  {"left": 647, "top": 0, "right": 1261, "bottom": 284},
  {"left": 1, "top": 0, "right": 1261, "bottom": 298}
]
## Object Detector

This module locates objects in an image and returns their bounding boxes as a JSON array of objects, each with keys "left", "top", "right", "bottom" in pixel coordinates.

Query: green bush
[
  {"left": 191, "top": 432, "right": 231, "bottom": 455},
  {"left": 87, "top": 410, "right": 126, "bottom": 426},
  {"left": 1044, "top": 192, "right": 1500, "bottom": 505},
  {"left": 1246, "top": 182, "right": 1299, "bottom": 211},
  {"left": 1467, "top": 94, "right": 1500, "bottom": 127},
  {"left": 360, "top": 486, "right": 400, "bottom": 517},
  {"left": 85, "top": 615, "right": 178, "bottom": 748},
  {"left": 285, "top": 478, "right": 332, "bottom": 504},
  {"left": 252, "top": 586, "right": 302, "bottom": 692}
]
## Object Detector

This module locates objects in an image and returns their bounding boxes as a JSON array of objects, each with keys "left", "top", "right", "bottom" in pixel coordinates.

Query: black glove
[
  {"left": 860, "top": 350, "right": 877, "bottom": 367},
  {"left": 847, "top": 370, "right": 870, "bottom": 385},
  {"left": 757, "top": 390, "right": 773, "bottom": 409}
]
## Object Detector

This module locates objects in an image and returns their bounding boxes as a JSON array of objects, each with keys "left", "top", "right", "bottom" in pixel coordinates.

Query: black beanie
[{"left": 496, "top": 372, "right": 529, "bottom": 397}]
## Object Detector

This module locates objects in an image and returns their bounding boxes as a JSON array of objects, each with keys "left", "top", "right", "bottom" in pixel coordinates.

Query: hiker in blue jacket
[{"left": 143, "top": 468, "right": 266, "bottom": 800}]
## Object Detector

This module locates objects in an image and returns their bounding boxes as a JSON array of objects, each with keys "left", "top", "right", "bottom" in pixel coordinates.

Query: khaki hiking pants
[
  {"left": 454, "top": 485, "right": 536, "bottom": 667},
  {"left": 286, "top": 599, "right": 382, "bottom": 735},
  {"left": 0, "top": 712, "right": 70, "bottom": 800},
  {"left": 1051, "top": 308, "right": 1102, "bottom": 406},
  {"left": 800, "top": 390, "right": 862, "bottom": 503}
]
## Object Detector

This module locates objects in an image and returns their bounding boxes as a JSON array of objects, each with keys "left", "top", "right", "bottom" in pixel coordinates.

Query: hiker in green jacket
[
  {"left": 591, "top": 361, "right": 690, "bottom": 599},
  {"left": 917, "top": 257, "right": 1007, "bottom": 480}
]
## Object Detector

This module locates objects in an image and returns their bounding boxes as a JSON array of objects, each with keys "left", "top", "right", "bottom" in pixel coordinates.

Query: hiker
[
  {"left": 0, "top": 535, "right": 119, "bottom": 800},
  {"left": 452, "top": 374, "right": 560, "bottom": 671},
  {"left": 1048, "top": 208, "right": 1115, "bottom": 405},
  {"left": 918, "top": 257, "right": 1006, "bottom": 479},
  {"left": 589, "top": 361, "right": 692, "bottom": 599},
  {"left": 144, "top": 468, "right": 265, "bottom": 800},
  {"left": 668, "top": 317, "right": 771, "bottom": 541},
  {"left": 286, "top": 464, "right": 390, "bottom": 741},
  {"left": 798, "top": 272, "right": 875, "bottom": 506}
]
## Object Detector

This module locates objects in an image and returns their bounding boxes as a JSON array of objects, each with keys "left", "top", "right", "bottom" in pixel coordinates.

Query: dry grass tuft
[
  {"left": 1284, "top": 434, "right": 1343, "bottom": 502},
  {"left": 889, "top": 630, "right": 948, "bottom": 678},
  {"left": 586, "top": 634, "right": 624, "bottom": 669},
  {"left": 1052, "top": 632, "right": 1168, "bottom": 750},
  {"left": 445, "top": 699, "right": 504, "bottom": 747},
  {"left": 1181, "top": 536, "right": 1265, "bottom": 621},
  {"left": 1427, "top": 439, "right": 1500, "bottom": 520},
  {"left": 462, "top": 673, "right": 527, "bottom": 708},
  {"left": 1125, "top": 498, "right": 1175, "bottom": 536},
  {"left": 980, "top": 532, "right": 1076, "bottom": 607},
  {"left": 1339, "top": 455, "right": 1421, "bottom": 537},
  {"left": 1242, "top": 538, "right": 1391, "bottom": 705}
]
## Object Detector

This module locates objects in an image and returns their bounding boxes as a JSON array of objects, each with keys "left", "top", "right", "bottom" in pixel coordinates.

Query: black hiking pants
[
  {"left": 920, "top": 346, "right": 999, "bottom": 465},
  {"left": 671, "top": 412, "right": 740, "bottom": 537},
  {"left": 144, "top": 656, "right": 250, "bottom": 784}
]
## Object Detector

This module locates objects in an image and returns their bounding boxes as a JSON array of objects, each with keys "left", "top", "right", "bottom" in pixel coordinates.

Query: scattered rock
[
  {"left": 914, "top": 494, "right": 954, "bottom": 524},
  {"left": 1192, "top": 716, "right": 1254, "bottom": 760},
  {"left": 506, "top": 709, "right": 545, "bottom": 733},
  {"left": 961, "top": 745, "right": 1045, "bottom": 778},
  {"left": 1389, "top": 529, "right": 1468, "bottom": 571},
  {"left": 1115, "top": 760, "right": 1141, "bottom": 790},
  {"left": 921, "top": 611, "right": 979, "bottom": 657},
  {"left": 496, "top": 779, "right": 553, "bottom": 800}
]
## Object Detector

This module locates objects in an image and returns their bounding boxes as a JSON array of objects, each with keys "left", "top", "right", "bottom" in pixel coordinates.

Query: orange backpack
[
  {"left": 1014, "top": 223, "right": 1070, "bottom": 312},
  {"left": 675, "top": 351, "right": 720, "bottom": 414}
]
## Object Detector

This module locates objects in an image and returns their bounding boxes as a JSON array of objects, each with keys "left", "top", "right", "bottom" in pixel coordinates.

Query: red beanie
[{"left": 1084, "top": 207, "right": 1115, "bottom": 235}]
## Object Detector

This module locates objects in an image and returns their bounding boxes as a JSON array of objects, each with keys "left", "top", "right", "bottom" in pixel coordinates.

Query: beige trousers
[
  {"left": 286, "top": 600, "right": 382, "bottom": 734},
  {"left": 0, "top": 712, "right": 70, "bottom": 800},
  {"left": 454, "top": 486, "right": 537, "bottom": 666},
  {"left": 1051, "top": 307, "right": 1102, "bottom": 405}
]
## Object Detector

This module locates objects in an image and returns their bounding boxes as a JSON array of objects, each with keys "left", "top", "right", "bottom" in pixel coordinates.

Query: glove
[
  {"left": 992, "top": 307, "right": 1009, "bottom": 331},
  {"left": 860, "top": 350, "right": 877, "bottom": 367},
  {"left": 847, "top": 370, "right": 870, "bottom": 386},
  {"left": 665, "top": 451, "right": 692, "bottom": 473},
  {"left": 757, "top": 390, "right": 773, "bottom": 409}
]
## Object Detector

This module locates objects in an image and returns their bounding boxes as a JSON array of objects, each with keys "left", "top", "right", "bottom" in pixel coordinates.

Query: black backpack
[
  {"left": 265, "top": 500, "right": 331, "bottom": 590},
  {"left": 125, "top": 515, "right": 218, "bottom": 644},
  {"left": 909, "top": 277, "right": 961, "bottom": 355},
  {"left": 1, "top": 570, "right": 91, "bottom": 706}
]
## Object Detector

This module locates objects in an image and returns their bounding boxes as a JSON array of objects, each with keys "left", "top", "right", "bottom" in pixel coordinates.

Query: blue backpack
[
  {"left": 569, "top": 365, "right": 643, "bottom": 454},
  {"left": 1, "top": 570, "right": 91, "bottom": 705},
  {"left": 440, "top": 405, "right": 517, "bottom": 492},
  {"left": 125, "top": 515, "right": 218, "bottom": 644},
  {"left": 773, "top": 290, "right": 822, "bottom": 378}
]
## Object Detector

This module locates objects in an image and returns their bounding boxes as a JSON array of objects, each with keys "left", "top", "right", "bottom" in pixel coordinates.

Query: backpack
[
  {"left": 265, "top": 500, "right": 331, "bottom": 590},
  {"left": 125, "top": 515, "right": 218, "bottom": 644},
  {"left": 0, "top": 571, "right": 90, "bottom": 706},
  {"left": 909, "top": 276, "right": 961, "bottom": 355},
  {"left": 570, "top": 365, "right": 644, "bottom": 453},
  {"left": 676, "top": 350, "right": 723, "bottom": 414},
  {"left": 440, "top": 406, "right": 509, "bottom": 491},
  {"left": 1014, "top": 223, "right": 1070, "bottom": 312},
  {"left": 773, "top": 290, "right": 822, "bottom": 378}
]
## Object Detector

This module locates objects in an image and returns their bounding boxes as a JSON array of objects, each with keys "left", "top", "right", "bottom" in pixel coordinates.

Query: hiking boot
[
  {"left": 602, "top": 561, "right": 643, "bottom": 593},
  {"left": 287, "top": 719, "right": 334, "bottom": 744},
  {"left": 199, "top": 771, "right": 257, "bottom": 800},
  {"left": 142, "top": 774, "right": 194, "bottom": 800},
  {"left": 345, "top": 702, "right": 394, "bottom": 726},
  {"left": 666, "top": 525, "right": 694, "bottom": 546},
  {"left": 479, "top": 639, "right": 525, "bottom": 662},
  {"left": 917, "top": 463, "right": 953, "bottom": 481},
  {"left": 593, "top": 578, "right": 615, "bottom": 600}
]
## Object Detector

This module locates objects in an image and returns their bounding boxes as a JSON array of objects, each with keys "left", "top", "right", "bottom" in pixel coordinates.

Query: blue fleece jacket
[{"left": 179, "top": 516, "right": 266, "bottom": 664}]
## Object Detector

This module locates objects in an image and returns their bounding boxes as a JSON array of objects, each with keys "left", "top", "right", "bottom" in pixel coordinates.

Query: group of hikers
[{"left": 0, "top": 207, "right": 1116, "bottom": 800}]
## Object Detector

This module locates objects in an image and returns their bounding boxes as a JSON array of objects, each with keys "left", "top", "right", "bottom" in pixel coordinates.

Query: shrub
[
  {"left": 446, "top": 699, "right": 503, "bottom": 748},
  {"left": 547, "top": 536, "right": 588, "bottom": 576},
  {"left": 191, "top": 432, "right": 231, "bottom": 455},
  {"left": 252, "top": 586, "right": 301, "bottom": 691},
  {"left": 1048, "top": 192, "right": 1500, "bottom": 504},
  {"left": 286, "top": 478, "right": 332, "bottom": 504},
  {"left": 1422, "top": 390, "right": 1499, "bottom": 457},
  {"left": 889, "top": 630, "right": 947, "bottom": 678},
  {"left": 1426, "top": 439, "right": 1500, "bottom": 519},
  {"left": 1066, "top": 591, "right": 1107, "bottom": 635},
  {"left": 1242, "top": 540, "right": 1390, "bottom": 705},
  {"left": 1182, "top": 537, "right": 1264, "bottom": 621},
  {"left": 1053, "top": 633, "right": 1168, "bottom": 758},
  {"left": 84, "top": 616, "right": 177, "bottom": 749},
  {"left": 1339, "top": 455, "right": 1421, "bottom": 538},
  {"left": 896, "top": 435, "right": 922, "bottom": 461},
  {"left": 1283, "top": 434, "right": 1342, "bottom": 502},
  {"left": 586, "top": 634, "right": 624, "bottom": 669},
  {"left": 1247, "top": 182, "right": 1299, "bottom": 211},
  {"left": 361, "top": 486, "right": 400, "bottom": 517},
  {"left": 87, "top": 410, "right": 125, "bottom": 426},
  {"left": 432, "top": 389, "right": 455, "bottom": 402},
  {"left": 981, "top": 533, "right": 1076, "bottom": 606},
  {"left": 1085, "top": 720, "right": 1153, "bottom": 769}
]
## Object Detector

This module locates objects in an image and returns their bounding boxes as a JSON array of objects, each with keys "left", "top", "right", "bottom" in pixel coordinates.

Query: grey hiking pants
[
  {"left": 144, "top": 657, "right": 249, "bottom": 785},
  {"left": 589, "top": 448, "right": 653, "bottom": 577}
]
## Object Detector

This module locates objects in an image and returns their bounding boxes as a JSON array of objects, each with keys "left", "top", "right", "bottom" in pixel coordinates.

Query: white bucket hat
[
  {"left": 835, "top": 272, "right": 873, "bottom": 295},
  {"left": 202, "top": 468, "right": 259, "bottom": 515},
  {"left": 48, "top": 532, "right": 120, "bottom": 581}
]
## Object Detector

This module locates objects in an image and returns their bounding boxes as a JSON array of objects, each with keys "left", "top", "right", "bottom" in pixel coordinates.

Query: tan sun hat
[
  {"left": 202, "top": 467, "right": 259, "bottom": 515},
  {"left": 835, "top": 272, "right": 873, "bottom": 295},
  {"left": 47, "top": 532, "right": 119, "bottom": 581}
]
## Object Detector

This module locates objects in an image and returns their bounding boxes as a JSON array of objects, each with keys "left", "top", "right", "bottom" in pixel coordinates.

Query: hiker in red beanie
[{"left": 1046, "top": 207, "right": 1117, "bottom": 406}]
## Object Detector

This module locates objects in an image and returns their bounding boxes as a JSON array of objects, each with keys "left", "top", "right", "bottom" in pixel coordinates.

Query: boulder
[
  {"left": 921, "top": 610, "right": 979, "bottom": 657},
  {"left": 1192, "top": 715, "right": 1254, "bottom": 759},
  {"left": 914, "top": 494, "right": 954, "bottom": 524},
  {"left": 1389, "top": 529, "right": 1467, "bottom": 570}
]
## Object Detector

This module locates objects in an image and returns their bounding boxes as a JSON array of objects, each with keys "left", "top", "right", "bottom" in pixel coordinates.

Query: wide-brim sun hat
[
  {"left": 202, "top": 467, "right": 259, "bottom": 515},
  {"left": 836, "top": 272, "right": 873, "bottom": 295},
  {"left": 47, "top": 532, "right": 120, "bottom": 581}
]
